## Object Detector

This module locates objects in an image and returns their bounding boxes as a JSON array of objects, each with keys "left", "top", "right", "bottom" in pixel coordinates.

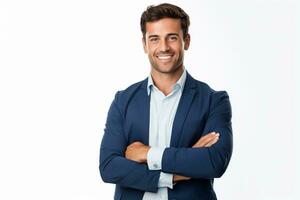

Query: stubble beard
[{"left": 149, "top": 52, "right": 184, "bottom": 75}]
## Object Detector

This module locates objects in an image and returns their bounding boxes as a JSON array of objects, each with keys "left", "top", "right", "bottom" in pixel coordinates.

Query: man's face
[{"left": 143, "top": 18, "right": 190, "bottom": 74}]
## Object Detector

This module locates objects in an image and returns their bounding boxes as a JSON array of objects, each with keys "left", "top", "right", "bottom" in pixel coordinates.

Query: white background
[{"left": 0, "top": 0, "right": 298, "bottom": 199}]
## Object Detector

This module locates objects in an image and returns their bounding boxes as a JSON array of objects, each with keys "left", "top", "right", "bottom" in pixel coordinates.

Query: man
[{"left": 99, "top": 3, "right": 233, "bottom": 200}]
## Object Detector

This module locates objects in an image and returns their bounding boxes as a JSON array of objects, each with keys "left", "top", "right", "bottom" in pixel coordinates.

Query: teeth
[{"left": 157, "top": 55, "right": 172, "bottom": 60}]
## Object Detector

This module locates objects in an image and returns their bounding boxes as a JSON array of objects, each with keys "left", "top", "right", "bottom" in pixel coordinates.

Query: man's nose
[{"left": 160, "top": 39, "right": 170, "bottom": 51}]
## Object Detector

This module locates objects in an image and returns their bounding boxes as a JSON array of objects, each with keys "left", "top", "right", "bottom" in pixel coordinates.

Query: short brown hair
[{"left": 140, "top": 3, "right": 190, "bottom": 39}]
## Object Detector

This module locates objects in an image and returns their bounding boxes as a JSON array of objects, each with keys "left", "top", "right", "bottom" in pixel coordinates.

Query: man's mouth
[{"left": 156, "top": 54, "right": 174, "bottom": 61}]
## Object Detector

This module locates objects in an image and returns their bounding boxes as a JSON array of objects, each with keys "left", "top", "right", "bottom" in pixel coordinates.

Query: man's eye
[
  {"left": 169, "top": 36, "right": 178, "bottom": 41},
  {"left": 150, "top": 38, "right": 158, "bottom": 42}
]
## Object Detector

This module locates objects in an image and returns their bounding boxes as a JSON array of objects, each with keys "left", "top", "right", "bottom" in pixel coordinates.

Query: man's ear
[
  {"left": 142, "top": 37, "right": 148, "bottom": 53},
  {"left": 184, "top": 34, "right": 191, "bottom": 50}
]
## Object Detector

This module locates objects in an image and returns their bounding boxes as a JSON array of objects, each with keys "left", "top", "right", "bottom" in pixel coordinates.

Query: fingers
[
  {"left": 128, "top": 141, "right": 143, "bottom": 147},
  {"left": 193, "top": 132, "right": 220, "bottom": 148},
  {"left": 200, "top": 132, "right": 218, "bottom": 145},
  {"left": 125, "top": 142, "right": 147, "bottom": 163},
  {"left": 194, "top": 132, "right": 216, "bottom": 146},
  {"left": 204, "top": 135, "right": 219, "bottom": 147},
  {"left": 173, "top": 174, "right": 191, "bottom": 182}
]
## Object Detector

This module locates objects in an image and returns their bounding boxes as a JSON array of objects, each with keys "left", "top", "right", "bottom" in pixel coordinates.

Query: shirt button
[{"left": 153, "top": 164, "right": 158, "bottom": 168}]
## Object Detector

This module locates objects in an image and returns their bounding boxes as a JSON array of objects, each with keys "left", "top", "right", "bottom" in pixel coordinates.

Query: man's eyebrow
[
  {"left": 148, "top": 35, "right": 159, "bottom": 39},
  {"left": 167, "top": 33, "right": 180, "bottom": 37},
  {"left": 148, "top": 33, "right": 180, "bottom": 39}
]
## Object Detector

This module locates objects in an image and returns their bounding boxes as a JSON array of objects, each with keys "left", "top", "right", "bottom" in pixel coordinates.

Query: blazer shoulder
[
  {"left": 191, "top": 78, "right": 230, "bottom": 105},
  {"left": 113, "top": 78, "right": 147, "bottom": 110},
  {"left": 193, "top": 79, "right": 228, "bottom": 95},
  {"left": 191, "top": 78, "right": 231, "bottom": 119}
]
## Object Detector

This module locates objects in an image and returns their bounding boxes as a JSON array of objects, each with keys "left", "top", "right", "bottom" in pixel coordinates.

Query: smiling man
[{"left": 99, "top": 3, "right": 233, "bottom": 200}]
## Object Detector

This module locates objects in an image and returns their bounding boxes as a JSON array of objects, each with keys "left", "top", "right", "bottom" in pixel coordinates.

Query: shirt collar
[{"left": 147, "top": 68, "right": 187, "bottom": 96}]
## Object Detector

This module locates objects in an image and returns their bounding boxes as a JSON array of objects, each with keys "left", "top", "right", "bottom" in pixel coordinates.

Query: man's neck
[{"left": 150, "top": 66, "right": 184, "bottom": 96}]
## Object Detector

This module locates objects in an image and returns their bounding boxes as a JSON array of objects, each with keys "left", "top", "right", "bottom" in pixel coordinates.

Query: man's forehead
[{"left": 145, "top": 18, "right": 183, "bottom": 37}]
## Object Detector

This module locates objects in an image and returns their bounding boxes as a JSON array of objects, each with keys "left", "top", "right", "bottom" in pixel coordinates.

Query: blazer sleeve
[
  {"left": 161, "top": 91, "right": 233, "bottom": 178},
  {"left": 99, "top": 92, "right": 160, "bottom": 192}
]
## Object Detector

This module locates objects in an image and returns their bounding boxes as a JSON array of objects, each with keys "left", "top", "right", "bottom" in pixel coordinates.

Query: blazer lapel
[
  {"left": 138, "top": 77, "right": 151, "bottom": 145},
  {"left": 170, "top": 72, "right": 196, "bottom": 147}
]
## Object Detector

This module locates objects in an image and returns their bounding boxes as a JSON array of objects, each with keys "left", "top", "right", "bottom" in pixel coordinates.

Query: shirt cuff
[
  {"left": 158, "top": 172, "right": 174, "bottom": 189},
  {"left": 147, "top": 147, "right": 165, "bottom": 170}
]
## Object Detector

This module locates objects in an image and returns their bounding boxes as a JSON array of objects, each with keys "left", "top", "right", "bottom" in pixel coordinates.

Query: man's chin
[{"left": 153, "top": 65, "right": 181, "bottom": 74}]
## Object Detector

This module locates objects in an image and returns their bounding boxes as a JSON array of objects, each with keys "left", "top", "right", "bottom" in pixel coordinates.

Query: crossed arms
[
  {"left": 99, "top": 91, "right": 232, "bottom": 192},
  {"left": 125, "top": 132, "right": 220, "bottom": 183}
]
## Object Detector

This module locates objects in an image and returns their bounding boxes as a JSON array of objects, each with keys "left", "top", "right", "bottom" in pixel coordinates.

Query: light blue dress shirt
[{"left": 142, "top": 69, "right": 187, "bottom": 200}]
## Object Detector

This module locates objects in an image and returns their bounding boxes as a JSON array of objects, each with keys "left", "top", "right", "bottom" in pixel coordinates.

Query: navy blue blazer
[{"left": 99, "top": 72, "right": 233, "bottom": 200}]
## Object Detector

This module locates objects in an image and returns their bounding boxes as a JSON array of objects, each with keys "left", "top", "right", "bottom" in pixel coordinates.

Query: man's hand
[
  {"left": 173, "top": 132, "right": 220, "bottom": 183},
  {"left": 125, "top": 141, "right": 150, "bottom": 163},
  {"left": 173, "top": 174, "right": 191, "bottom": 182},
  {"left": 192, "top": 132, "right": 219, "bottom": 148}
]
